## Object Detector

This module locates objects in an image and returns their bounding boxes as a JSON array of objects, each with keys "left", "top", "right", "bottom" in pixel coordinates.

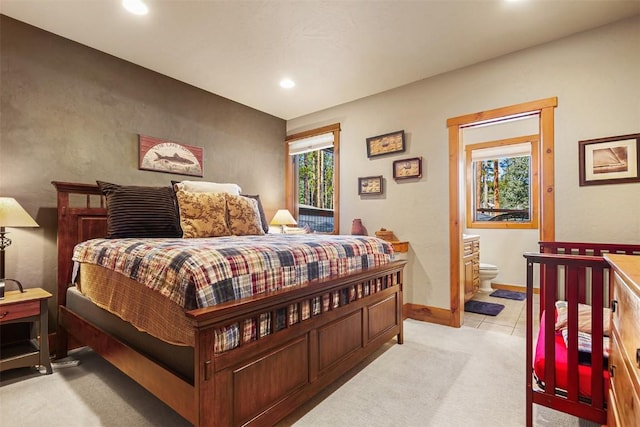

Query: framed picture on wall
[
  {"left": 579, "top": 133, "right": 640, "bottom": 186},
  {"left": 358, "top": 176, "right": 383, "bottom": 195},
  {"left": 366, "top": 130, "right": 405, "bottom": 158},
  {"left": 139, "top": 135, "right": 204, "bottom": 177},
  {"left": 393, "top": 156, "right": 422, "bottom": 179}
]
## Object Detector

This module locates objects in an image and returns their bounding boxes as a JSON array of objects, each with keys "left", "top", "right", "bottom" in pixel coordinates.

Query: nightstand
[{"left": 0, "top": 288, "right": 53, "bottom": 374}]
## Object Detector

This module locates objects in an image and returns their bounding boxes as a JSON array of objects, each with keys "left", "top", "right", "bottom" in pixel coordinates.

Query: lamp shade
[
  {"left": 269, "top": 209, "right": 297, "bottom": 226},
  {"left": 0, "top": 198, "right": 39, "bottom": 228}
]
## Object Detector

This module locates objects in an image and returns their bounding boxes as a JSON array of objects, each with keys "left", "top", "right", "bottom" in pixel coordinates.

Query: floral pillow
[
  {"left": 226, "top": 194, "right": 265, "bottom": 236},
  {"left": 175, "top": 190, "right": 231, "bottom": 238},
  {"left": 241, "top": 194, "right": 269, "bottom": 234}
]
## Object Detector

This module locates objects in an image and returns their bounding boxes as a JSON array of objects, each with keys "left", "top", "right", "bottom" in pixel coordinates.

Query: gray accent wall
[{"left": 0, "top": 16, "right": 286, "bottom": 320}]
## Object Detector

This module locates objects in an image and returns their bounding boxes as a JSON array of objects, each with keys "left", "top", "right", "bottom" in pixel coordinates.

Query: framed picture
[
  {"left": 358, "top": 176, "right": 383, "bottom": 195},
  {"left": 579, "top": 133, "right": 640, "bottom": 186},
  {"left": 366, "top": 130, "right": 405, "bottom": 158},
  {"left": 393, "top": 156, "right": 422, "bottom": 179},
  {"left": 139, "top": 135, "right": 204, "bottom": 177}
]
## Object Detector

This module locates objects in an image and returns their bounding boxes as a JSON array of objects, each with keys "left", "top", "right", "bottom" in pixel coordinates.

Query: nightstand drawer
[{"left": 0, "top": 300, "right": 40, "bottom": 323}]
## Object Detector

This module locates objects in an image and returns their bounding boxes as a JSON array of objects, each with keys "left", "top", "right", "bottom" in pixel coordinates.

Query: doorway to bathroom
[{"left": 447, "top": 97, "right": 557, "bottom": 327}]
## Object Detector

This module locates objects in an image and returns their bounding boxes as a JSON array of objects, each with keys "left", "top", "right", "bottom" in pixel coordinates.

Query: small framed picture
[
  {"left": 579, "top": 133, "right": 640, "bottom": 186},
  {"left": 393, "top": 156, "right": 422, "bottom": 180},
  {"left": 366, "top": 130, "right": 405, "bottom": 158},
  {"left": 358, "top": 176, "right": 383, "bottom": 195}
]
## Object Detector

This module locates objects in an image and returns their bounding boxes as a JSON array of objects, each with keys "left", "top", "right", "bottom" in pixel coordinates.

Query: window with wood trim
[
  {"left": 465, "top": 135, "right": 539, "bottom": 229},
  {"left": 285, "top": 123, "right": 340, "bottom": 234}
]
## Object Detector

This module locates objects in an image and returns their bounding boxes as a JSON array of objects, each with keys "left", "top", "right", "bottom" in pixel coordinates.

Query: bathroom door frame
[{"left": 447, "top": 97, "right": 557, "bottom": 327}]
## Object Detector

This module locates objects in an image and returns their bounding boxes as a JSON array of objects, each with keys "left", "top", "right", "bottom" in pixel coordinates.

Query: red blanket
[{"left": 533, "top": 311, "right": 609, "bottom": 399}]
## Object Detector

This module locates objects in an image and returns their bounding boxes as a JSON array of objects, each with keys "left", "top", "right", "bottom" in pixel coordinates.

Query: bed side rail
[{"left": 524, "top": 252, "right": 609, "bottom": 426}]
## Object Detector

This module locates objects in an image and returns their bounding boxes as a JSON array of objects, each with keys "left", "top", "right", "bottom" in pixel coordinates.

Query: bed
[
  {"left": 52, "top": 181, "right": 406, "bottom": 426},
  {"left": 524, "top": 242, "right": 640, "bottom": 427}
]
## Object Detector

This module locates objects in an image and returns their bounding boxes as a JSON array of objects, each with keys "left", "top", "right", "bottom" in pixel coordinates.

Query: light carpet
[{"left": 0, "top": 319, "right": 597, "bottom": 427}]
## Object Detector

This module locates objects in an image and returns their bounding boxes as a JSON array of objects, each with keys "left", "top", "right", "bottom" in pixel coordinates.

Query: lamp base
[{"left": 0, "top": 278, "right": 24, "bottom": 299}]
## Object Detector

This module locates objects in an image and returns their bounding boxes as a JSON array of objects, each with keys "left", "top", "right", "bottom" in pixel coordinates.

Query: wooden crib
[{"left": 524, "top": 241, "right": 640, "bottom": 426}]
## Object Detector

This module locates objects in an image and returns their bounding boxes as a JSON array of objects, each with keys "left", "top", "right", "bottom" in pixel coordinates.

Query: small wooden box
[
  {"left": 390, "top": 241, "right": 409, "bottom": 253},
  {"left": 375, "top": 229, "right": 408, "bottom": 253},
  {"left": 375, "top": 230, "right": 395, "bottom": 241}
]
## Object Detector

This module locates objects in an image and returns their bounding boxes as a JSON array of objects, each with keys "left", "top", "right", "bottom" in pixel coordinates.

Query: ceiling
[{"left": 1, "top": 1, "right": 639, "bottom": 120}]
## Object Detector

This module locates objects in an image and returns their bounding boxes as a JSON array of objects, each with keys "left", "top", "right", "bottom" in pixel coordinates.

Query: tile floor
[{"left": 463, "top": 288, "right": 539, "bottom": 337}]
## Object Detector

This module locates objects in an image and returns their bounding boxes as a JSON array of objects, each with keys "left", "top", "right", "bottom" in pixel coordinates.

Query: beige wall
[
  {"left": 287, "top": 16, "right": 640, "bottom": 309},
  {"left": 0, "top": 16, "right": 286, "bottom": 320}
]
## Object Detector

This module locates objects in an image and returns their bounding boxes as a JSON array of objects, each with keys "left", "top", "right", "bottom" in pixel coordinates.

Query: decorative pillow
[
  {"left": 225, "top": 194, "right": 265, "bottom": 236},
  {"left": 555, "top": 301, "right": 611, "bottom": 336},
  {"left": 174, "top": 180, "right": 241, "bottom": 195},
  {"left": 241, "top": 194, "right": 269, "bottom": 234},
  {"left": 97, "top": 181, "right": 181, "bottom": 238},
  {"left": 175, "top": 190, "right": 231, "bottom": 238}
]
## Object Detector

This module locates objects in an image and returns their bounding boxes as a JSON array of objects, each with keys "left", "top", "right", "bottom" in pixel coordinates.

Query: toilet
[{"left": 479, "top": 263, "right": 499, "bottom": 293}]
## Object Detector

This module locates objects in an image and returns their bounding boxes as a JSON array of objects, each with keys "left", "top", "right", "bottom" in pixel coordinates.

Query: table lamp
[
  {"left": 0, "top": 197, "right": 39, "bottom": 298},
  {"left": 269, "top": 209, "right": 297, "bottom": 233}
]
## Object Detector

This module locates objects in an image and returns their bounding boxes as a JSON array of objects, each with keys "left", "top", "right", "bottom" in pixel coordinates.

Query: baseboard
[
  {"left": 491, "top": 283, "right": 539, "bottom": 294},
  {"left": 403, "top": 286, "right": 534, "bottom": 329},
  {"left": 403, "top": 303, "right": 453, "bottom": 326}
]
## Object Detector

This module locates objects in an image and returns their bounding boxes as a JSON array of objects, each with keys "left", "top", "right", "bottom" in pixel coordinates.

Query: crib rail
[
  {"left": 524, "top": 252, "right": 609, "bottom": 427},
  {"left": 539, "top": 242, "right": 640, "bottom": 304},
  {"left": 539, "top": 241, "right": 640, "bottom": 256}
]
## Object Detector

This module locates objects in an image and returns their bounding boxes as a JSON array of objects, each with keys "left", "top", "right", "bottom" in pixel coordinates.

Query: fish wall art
[{"left": 139, "top": 134, "right": 204, "bottom": 177}]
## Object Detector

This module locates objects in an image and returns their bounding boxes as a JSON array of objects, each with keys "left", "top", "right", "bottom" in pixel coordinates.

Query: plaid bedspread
[{"left": 72, "top": 234, "right": 394, "bottom": 310}]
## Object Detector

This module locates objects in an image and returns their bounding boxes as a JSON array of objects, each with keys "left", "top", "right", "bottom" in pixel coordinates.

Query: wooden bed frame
[
  {"left": 524, "top": 241, "right": 640, "bottom": 427},
  {"left": 52, "top": 181, "right": 406, "bottom": 426}
]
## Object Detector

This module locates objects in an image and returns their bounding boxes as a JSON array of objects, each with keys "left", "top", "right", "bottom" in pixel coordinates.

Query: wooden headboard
[{"left": 51, "top": 181, "right": 108, "bottom": 309}]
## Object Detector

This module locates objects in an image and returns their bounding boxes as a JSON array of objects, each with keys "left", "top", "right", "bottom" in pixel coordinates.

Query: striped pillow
[{"left": 97, "top": 181, "right": 181, "bottom": 238}]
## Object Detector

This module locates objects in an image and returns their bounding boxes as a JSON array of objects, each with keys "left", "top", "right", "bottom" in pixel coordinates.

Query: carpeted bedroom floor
[{"left": 0, "top": 319, "right": 598, "bottom": 427}]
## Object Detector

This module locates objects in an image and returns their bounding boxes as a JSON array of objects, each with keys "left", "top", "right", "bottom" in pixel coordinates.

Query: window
[
  {"left": 465, "top": 135, "right": 539, "bottom": 229},
  {"left": 285, "top": 123, "right": 340, "bottom": 234}
]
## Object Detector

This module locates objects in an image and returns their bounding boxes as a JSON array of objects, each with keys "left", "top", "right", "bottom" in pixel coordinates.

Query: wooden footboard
[
  {"left": 524, "top": 242, "right": 640, "bottom": 427},
  {"left": 52, "top": 181, "right": 405, "bottom": 426},
  {"left": 195, "top": 262, "right": 404, "bottom": 425}
]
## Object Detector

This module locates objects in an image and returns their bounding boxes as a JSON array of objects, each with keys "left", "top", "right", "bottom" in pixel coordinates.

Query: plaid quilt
[{"left": 72, "top": 234, "right": 394, "bottom": 311}]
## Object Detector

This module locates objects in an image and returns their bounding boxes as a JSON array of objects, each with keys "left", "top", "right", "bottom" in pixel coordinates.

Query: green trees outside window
[{"left": 297, "top": 148, "right": 334, "bottom": 210}]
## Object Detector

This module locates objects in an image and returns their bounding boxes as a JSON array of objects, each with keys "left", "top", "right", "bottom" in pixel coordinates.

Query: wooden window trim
[
  {"left": 285, "top": 123, "right": 341, "bottom": 234},
  {"left": 465, "top": 134, "right": 540, "bottom": 230}
]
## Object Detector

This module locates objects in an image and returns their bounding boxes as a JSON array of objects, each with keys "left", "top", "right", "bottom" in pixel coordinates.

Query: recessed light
[
  {"left": 123, "top": 0, "right": 149, "bottom": 15},
  {"left": 279, "top": 79, "right": 295, "bottom": 89}
]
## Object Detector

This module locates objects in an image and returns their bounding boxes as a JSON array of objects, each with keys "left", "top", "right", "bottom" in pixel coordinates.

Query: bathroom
[{"left": 469, "top": 228, "right": 539, "bottom": 293}]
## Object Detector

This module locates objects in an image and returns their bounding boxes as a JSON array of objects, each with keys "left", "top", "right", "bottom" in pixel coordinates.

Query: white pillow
[{"left": 175, "top": 180, "right": 241, "bottom": 195}]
